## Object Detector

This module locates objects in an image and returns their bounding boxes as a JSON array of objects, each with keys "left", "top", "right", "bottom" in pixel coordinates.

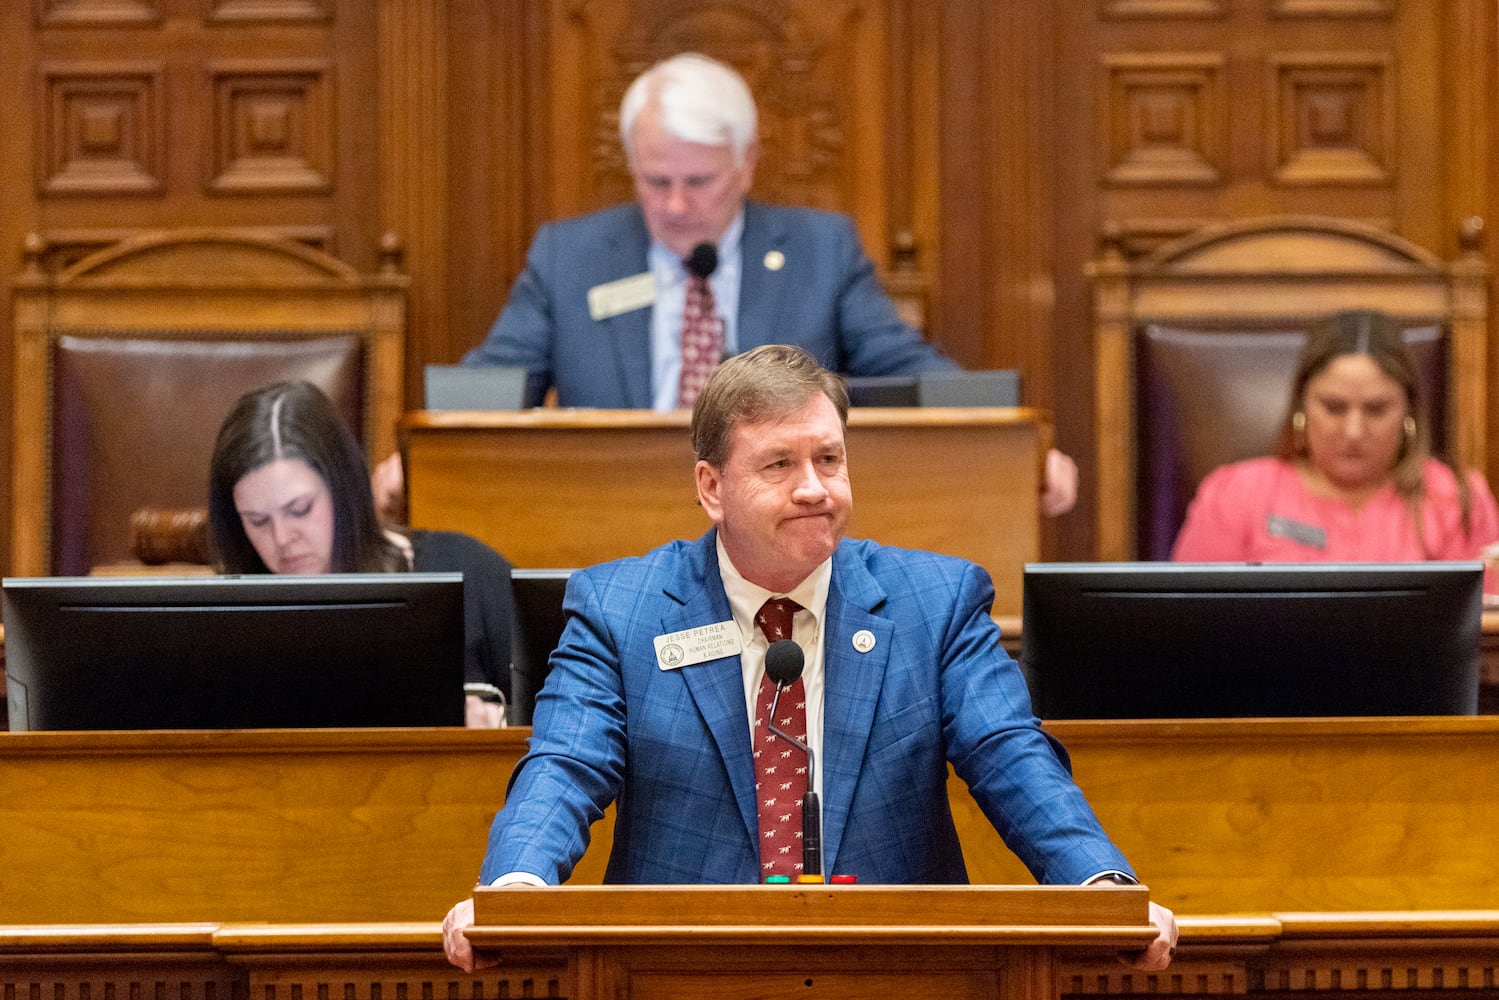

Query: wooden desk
[
  {"left": 0, "top": 728, "right": 519, "bottom": 924},
  {"left": 971, "top": 716, "right": 1499, "bottom": 912},
  {"left": 401, "top": 407, "right": 1045, "bottom": 615},
  {"left": 4, "top": 718, "right": 1497, "bottom": 924}
]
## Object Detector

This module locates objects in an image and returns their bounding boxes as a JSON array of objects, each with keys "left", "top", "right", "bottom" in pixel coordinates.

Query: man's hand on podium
[
  {"left": 1122, "top": 900, "right": 1179, "bottom": 971},
  {"left": 442, "top": 896, "right": 496, "bottom": 972}
]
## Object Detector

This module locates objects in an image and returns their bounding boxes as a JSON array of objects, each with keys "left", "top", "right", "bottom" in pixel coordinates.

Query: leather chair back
[
  {"left": 1135, "top": 323, "right": 1444, "bottom": 561},
  {"left": 11, "top": 229, "right": 407, "bottom": 575},
  {"left": 51, "top": 334, "right": 364, "bottom": 575},
  {"left": 1091, "top": 214, "right": 1487, "bottom": 561}
]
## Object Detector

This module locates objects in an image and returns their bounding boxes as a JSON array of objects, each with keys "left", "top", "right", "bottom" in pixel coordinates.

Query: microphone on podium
[{"left": 764, "top": 638, "right": 821, "bottom": 879}]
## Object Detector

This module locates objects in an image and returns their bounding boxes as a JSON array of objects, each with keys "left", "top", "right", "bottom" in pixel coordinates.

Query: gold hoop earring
[
  {"left": 1292, "top": 411, "right": 1306, "bottom": 434},
  {"left": 1404, "top": 415, "right": 1417, "bottom": 441}
]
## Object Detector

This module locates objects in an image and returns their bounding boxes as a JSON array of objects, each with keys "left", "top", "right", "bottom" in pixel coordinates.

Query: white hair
[{"left": 619, "top": 53, "right": 758, "bottom": 165}]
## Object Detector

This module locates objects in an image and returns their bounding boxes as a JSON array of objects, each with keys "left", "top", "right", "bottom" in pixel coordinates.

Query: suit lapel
[
  {"left": 818, "top": 542, "right": 894, "bottom": 872},
  {"left": 735, "top": 201, "right": 789, "bottom": 352},
  {"left": 664, "top": 533, "right": 762, "bottom": 847},
  {"left": 600, "top": 208, "right": 654, "bottom": 408}
]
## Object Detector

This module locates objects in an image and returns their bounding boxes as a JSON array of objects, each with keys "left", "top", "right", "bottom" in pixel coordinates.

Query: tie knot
[{"left": 756, "top": 598, "right": 801, "bottom": 643}]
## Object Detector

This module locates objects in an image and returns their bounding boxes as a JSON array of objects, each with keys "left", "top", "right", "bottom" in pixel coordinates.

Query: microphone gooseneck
[
  {"left": 685, "top": 242, "right": 718, "bottom": 279},
  {"left": 763, "top": 638, "right": 821, "bottom": 878}
]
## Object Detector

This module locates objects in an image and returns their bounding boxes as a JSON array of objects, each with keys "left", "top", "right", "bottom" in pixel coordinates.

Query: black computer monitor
[
  {"left": 1020, "top": 562, "right": 1483, "bottom": 719},
  {"left": 509, "top": 568, "right": 575, "bottom": 726},
  {"left": 2, "top": 573, "right": 466, "bottom": 731},
  {"left": 842, "top": 370, "right": 1022, "bottom": 408}
]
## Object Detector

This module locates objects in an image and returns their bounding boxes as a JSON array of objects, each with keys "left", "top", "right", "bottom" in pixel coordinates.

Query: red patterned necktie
[
  {"left": 752, "top": 597, "right": 807, "bottom": 878},
  {"left": 676, "top": 272, "right": 724, "bottom": 408}
]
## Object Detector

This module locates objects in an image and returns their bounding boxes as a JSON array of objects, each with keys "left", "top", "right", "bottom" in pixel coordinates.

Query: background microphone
[
  {"left": 683, "top": 242, "right": 727, "bottom": 362},
  {"left": 763, "top": 639, "right": 821, "bottom": 879},
  {"left": 685, "top": 241, "right": 718, "bottom": 279}
]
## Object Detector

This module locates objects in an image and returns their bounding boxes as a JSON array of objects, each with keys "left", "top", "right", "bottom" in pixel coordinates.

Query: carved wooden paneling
[
  {"left": 7, "top": 922, "right": 1499, "bottom": 1000},
  {"left": 937, "top": 3, "right": 1058, "bottom": 378},
  {"left": 35, "top": 0, "right": 162, "bottom": 27},
  {"left": 1064, "top": 945, "right": 1499, "bottom": 996},
  {"left": 246, "top": 966, "right": 565, "bottom": 1000},
  {"left": 208, "top": 60, "right": 334, "bottom": 194},
  {"left": 380, "top": 0, "right": 452, "bottom": 402},
  {"left": 1268, "top": 52, "right": 1393, "bottom": 186},
  {"left": 28, "top": 226, "right": 335, "bottom": 273},
  {"left": 7, "top": 920, "right": 1499, "bottom": 1000},
  {"left": 1270, "top": 0, "right": 1394, "bottom": 17},
  {"left": 1106, "top": 216, "right": 1219, "bottom": 258},
  {"left": 1099, "top": 0, "right": 1226, "bottom": 18},
  {"left": 0, "top": 947, "right": 555, "bottom": 1000},
  {"left": 1, "top": 962, "right": 244, "bottom": 1000},
  {"left": 1100, "top": 54, "right": 1225, "bottom": 186},
  {"left": 37, "top": 62, "right": 165, "bottom": 196},
  {"left": 547, "top": 1, "right": 883, "bottom": 223},
  {"left": 208, "top": 0, "right": 331, "bottom": 23},
  {"left": 590, "top": 20, "right": 847, "bottom": 216}
]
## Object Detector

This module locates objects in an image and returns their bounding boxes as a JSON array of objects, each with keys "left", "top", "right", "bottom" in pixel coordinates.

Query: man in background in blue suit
[
  {"left": 440, "top": 344, "right": 1177, "bottom": 972},
  {"left": 464, "top": 51, "right": 955, "bottom": 409},
  {"left": 373, "top": 52, "right": 1078, "bottom": 519}
]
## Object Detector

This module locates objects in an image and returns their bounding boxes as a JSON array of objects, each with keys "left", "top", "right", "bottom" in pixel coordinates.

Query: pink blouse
[{"left": 1172, "top": 457, "right": 1499, "bottom": 582}]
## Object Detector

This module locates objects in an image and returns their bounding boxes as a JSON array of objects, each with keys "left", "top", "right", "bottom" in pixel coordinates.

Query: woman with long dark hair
[{"left": 209, "top": 380, "right": 516, "bottom": 727}]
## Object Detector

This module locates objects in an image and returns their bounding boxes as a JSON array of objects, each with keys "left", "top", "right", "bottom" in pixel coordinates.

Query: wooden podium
[
  {"left": 402, "top": 407, "right": 1046, "bottom": 614},
  {"left": 467, "top": 884, "right": 1154, "bottom": 1000}
]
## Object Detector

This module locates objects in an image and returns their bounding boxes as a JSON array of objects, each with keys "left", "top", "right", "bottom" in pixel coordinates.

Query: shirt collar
[
  {"left": 648, "top": 208, "right": 746, "bottom": 284},
  {"left": 715, "top": 533, "right": 831, "bottom": 646}
]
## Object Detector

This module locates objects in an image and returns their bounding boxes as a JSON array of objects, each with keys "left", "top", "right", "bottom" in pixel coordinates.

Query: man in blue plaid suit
[{"left": 443, "top": 344, "right": 1176, "bottom": 971}]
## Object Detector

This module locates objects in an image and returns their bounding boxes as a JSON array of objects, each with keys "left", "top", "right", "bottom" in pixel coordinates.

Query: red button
[{"left": 830, "top": 874, "right": 858, "bottom": 884}]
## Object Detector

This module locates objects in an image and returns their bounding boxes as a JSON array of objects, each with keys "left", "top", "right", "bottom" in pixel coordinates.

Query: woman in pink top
[{"left": 1172, "top": 310, "right": 1499, "bottom": 583}]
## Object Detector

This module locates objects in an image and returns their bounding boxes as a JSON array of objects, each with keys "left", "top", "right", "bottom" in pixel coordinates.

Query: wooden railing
[
  {"left": 2, "top": 912, "right": 1497, "bottom": 998},
  {"left": 4, "top": 718, "right": 1499, "bottom": 995}
]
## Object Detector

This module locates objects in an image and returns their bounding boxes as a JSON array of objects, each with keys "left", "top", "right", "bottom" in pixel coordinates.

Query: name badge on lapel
[
  {"left": 1266, "top": 513, "right": 1328, "bottom": 549},
  {"left": 654, "top": 621, "right": 742, "bottom": 670},
  {"left": 588, "top": 272, "right": 656, "bottom": 321}
]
